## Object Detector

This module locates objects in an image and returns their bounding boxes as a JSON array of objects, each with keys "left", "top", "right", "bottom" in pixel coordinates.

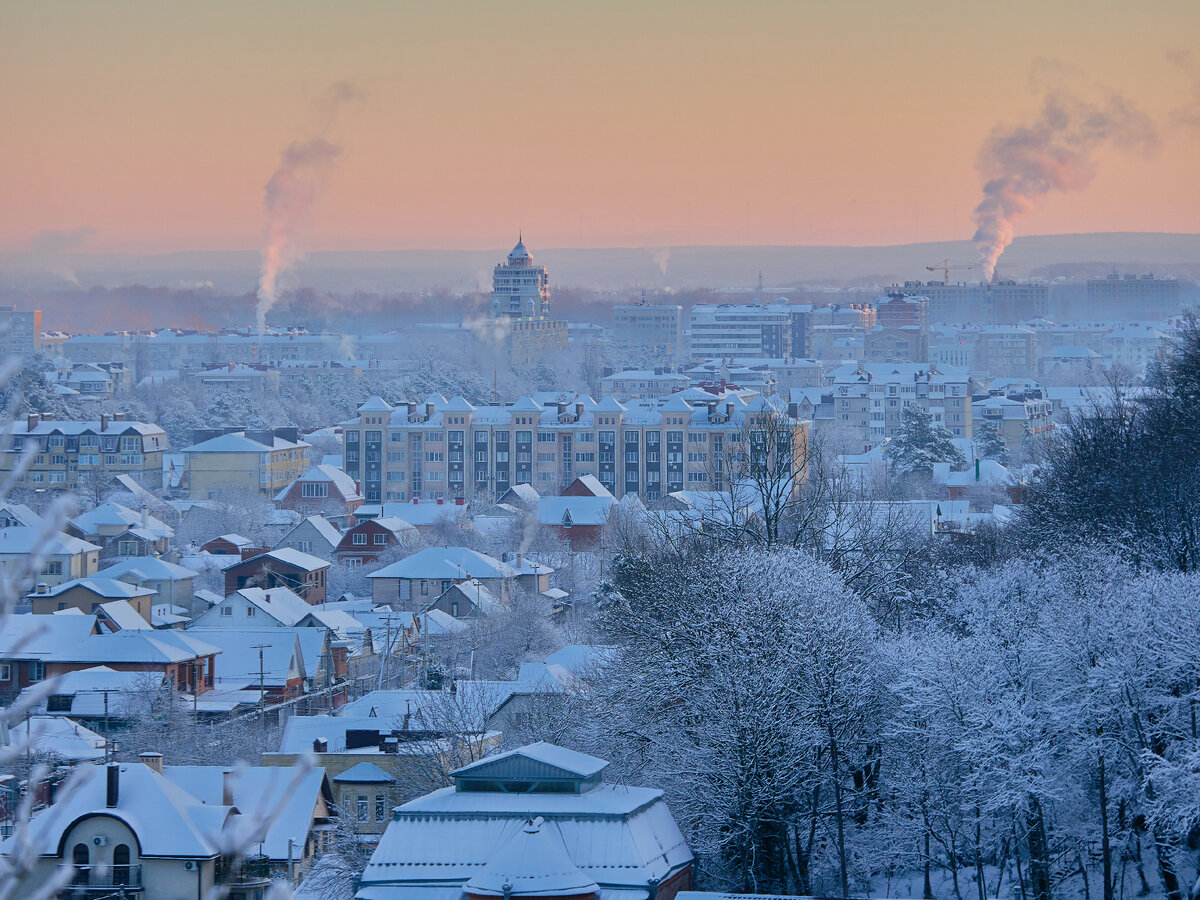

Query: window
[
  {"left": 420, "top": 581, "right": 429, "bottom": 596},
  {"left": 113, "top": 845, "right": 131, "bottom": 885},
  {"left": 47, "top": 694, "right": 73, "bottom": 712},
  {"left": 28, "top": 662, "right": 45, "bottom": 682},
  {"left": 43, "top": 561, "right": 63, "bottom": 576},
  {"left": 376, "top": 795, "right": 386, "bottom": 822},
  {"left": 357, "top": 795, "right": 369, "bottom": 822},
  {"left": 72, "top": 843, "right": 89, "bottom": 884},
  {"left": 118, "top": 540, "right": 138, "bottom": 556},
  {"left": 301, "top": 482, "right": 329, "bottom": 498},
  {"left": 246, "top": 606, "right": 256, "bottom": 616},
  {"left": 538, "top": 433, "right": 555, "bottom": 443},
  {"left": 353, "top": 533, "right": 368, "bottom": 545},
  {"left": 0, "top": 664, "right": 10, "bottom": 681},
  {"left": 220, "top": 606, "right": 233, "bottom": 616},
  {"left": 298, "top": 540, "right": 312, "bottom": 553},
  {"left": 374, "top": 533, "right": 387, "bottom": 545}
]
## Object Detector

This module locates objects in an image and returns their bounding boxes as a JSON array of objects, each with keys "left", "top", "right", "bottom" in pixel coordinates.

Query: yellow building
[
  {"left": 181, "top": 428, "right": 311, "bottom": 499},
  {"left": 1, "top": 413, "right": 166, "bottom": 491}
]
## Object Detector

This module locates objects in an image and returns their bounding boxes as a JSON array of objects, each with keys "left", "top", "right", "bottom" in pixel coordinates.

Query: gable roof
[
  {"left": 228, "top": 547, "right": 330, "bottom": 572},
  {"left": 0, "top": 527, "right": 100, "bottom": 556},
  {"left": 72, "top": 501, "right": 173, "bottom": 538},
  {"left": 275, "top": 464, "right": 362, "bottom": 502},
  {"left": 333, "top": 762, "right": 397, "bottom": 784},
  {"left": 96, "top": 556, "right": 200, "bottom": 582},
  {"left": 41, "top": 577, "right": 157, "bottom": 600},
  {"left": 278, "top": 515, "right": 343, "bottom": 550},
  {"left": 181, "top": 431, "right": 310, "bottom": 453},
  {"left": 96, "top": 599, "right": 153, "bottom": 631},
  {"left": 536, "top": 497, "right": 614, "bottom": 527},
  {"left": 368, "top": 547, "right": 515, "bottom": 581}
]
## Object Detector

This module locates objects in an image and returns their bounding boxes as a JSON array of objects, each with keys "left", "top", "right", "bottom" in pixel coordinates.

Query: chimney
[
  {"left": 139, "top": 752, "right": 163, "bottom": 775},
  {"left": 437, "top": 498, "right": 444, "bottom": 505},
  {"left": 725, "top": 401, "right": 733, "bottom": 418},
  {"left": 113, "top": 413, "right": 125, "bottom": 422},
  {"left": 516, "top": 553, "right": 524, "bottom": 570},
  {"left": 425, "top": 402, "right": 434, "bottom": 418},
  {"left": 574, "top": 402, "right": 583, "bottom": 419},
  {"left": 101, "top": 414, "right": 110, "bottom": 432},
  {"left": 455, "top": 497, "right": 465, "bottom": 505},
  {"left": 312, "top": 737, "right": 328, "bottom": 753},
  {"left": 975, "top": 458, "right": 981, "bottom": 483},
  {"left": 106, "top": 764, "right": 120, "bottom": 807},
  {"left": 26, "top": 413, "right": 39, "bottom": 431},
  {"left": 788, "top": 402, "right": 799, "bottom": 419},
  {"left": 141, "top": 506, "right": 149, "bottom": 528},
  {"left": 222, "top": 770, "right": 234, "bottom": 806}
]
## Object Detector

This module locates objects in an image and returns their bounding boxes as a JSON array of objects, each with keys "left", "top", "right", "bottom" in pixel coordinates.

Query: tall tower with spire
[
  {"left": 484, "top": 236, "right": 566, "bottom": 367},
  {"left": 490, "top": 235, "right": 551, "bottom": 319}
]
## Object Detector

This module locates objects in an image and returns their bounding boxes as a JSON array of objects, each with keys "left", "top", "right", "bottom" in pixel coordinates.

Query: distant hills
[{"left": 2, "top": 233, "right": 1198, "bottom": 295}]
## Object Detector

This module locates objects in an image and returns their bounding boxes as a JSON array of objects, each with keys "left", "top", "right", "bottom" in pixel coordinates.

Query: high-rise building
[
  {"left": 488, "top": 238, "right": 567, "bottom": 368},
  {"left": 825, "top": 363, "right": 972, "bottom": 446},
  {"left": 1086, "top": 273, "right": 1180, "bottom": 320},
  {"left": 613, "top": 301, "right": 685, "bottom": 359},
  {"left": 890, "top": 281, "right": 1048, "bottom": 324},
  {"left": 0, "top": 306, "right": 42, "bottom": 359},
  {"left": 688, "top": 301, "right": 793, "bottom": 360}
]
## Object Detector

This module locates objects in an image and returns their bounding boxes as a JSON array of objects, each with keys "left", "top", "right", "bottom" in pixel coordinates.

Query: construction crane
[{"left": 925, "top": 260, "right": 1013, "bottom": 284}]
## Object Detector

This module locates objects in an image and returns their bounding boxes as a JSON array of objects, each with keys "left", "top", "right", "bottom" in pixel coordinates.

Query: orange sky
[{"left": 2, "top": 0, "right": 1198, "bottom": 253}]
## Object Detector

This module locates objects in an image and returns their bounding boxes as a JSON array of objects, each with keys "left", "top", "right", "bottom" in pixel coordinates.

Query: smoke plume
[
  {"left": 30, "top": 226, "right": 97, "bottom": 284},
  {"left": 256, "top": 81, "right": 362, "bottom": 334},
  {"left": 651, "top": 248, "right": 670, "bottom": 276},
  {"left": 972, "top": 81, "right": 1158, "bottom": 280}
]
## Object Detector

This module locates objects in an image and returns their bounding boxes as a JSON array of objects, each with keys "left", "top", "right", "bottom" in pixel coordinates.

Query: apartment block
[
  {"left": 688, "top": 301, "right": 793, "bottom": 360},
  {"left": 613, "top": 303, "right": 685, "bottom": 359},
  {"left": 1086, "top": 273, "right": 1180, "bottom": 320},
  {"left": 0, "top": 305, "right": 42, "bottom": 358},
  {"left": 341, "top": 392, "right": 809, "bottom": 504},
  {"left": 1, "top": 413, "right": 166, "bottom": 491},
  {"left": 890, "top": 281, "right": 1048, "bottom": 324},
  {"left": 824, "top": 363, "right": 973, "bottom": 448},
  {"left": 180, "top": 428, "right": 310, "bottom": 499}
]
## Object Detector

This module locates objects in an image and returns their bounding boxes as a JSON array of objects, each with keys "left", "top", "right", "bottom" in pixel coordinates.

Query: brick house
[
  {"left": 274, "top": 463, "right": 364, "bottom": 523},
  {"left": 223, "top": 548, "right": 330, "bottom": 605},
  {"left": 335, "top": 516, "right": 416, "bottom": 565}
]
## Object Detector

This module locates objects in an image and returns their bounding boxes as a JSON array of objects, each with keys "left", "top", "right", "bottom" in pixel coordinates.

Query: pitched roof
[
  {"left": 333, "top": 762, "right": 397, "bottom": 784},
  {"left": 72, "top": 501, "right": 173, "bottom": 538},
  {"left": 96, "top": 599, "right": 153, "bottom": 631},
  {"left": 96, "top": 556, "right": 200, "bottom": 582},
  {"left": 368, "top": 547, "right": 515, "bottom": 581},
  {"left": 41, "top": 577, "right": 156, "bottom": 600},
  {"left": 181, "top": 431, "right": 310, "bottom": 453},
  {"left": 0, "top": 527, "right": 100, "bottom": 556},
  {"left": 8, "top": 762, "right": 235, "bottom": 859},
  {"left": 453, "top": 742, "right": 608, "bottom": 780},
  {"left": 229, "top": 547, "right": 330, "bottom": 572},
  {"left": 536, "top": 497, "right": 614, "bottom": 527},
  {"left": 464, "top": 818, "right": 599, "bottom": 898},
  {"left": 275, "top": 464, "right": 362, "bottom": 502},
  {"left": 357, "top": 395, "right": 394, "bottom": 413}
]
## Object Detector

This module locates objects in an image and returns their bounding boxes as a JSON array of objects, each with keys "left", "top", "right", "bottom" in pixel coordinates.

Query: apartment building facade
[
  {"left": 1, "top": 413, "right": 166, "bottom": 491},
  {"left": 613, "top": 303, "right": 686, "bottom": 359},
  {"left": 688, "top": 302, "right": 794, "bottom": 360},
  {"left": 180, "top": 428, "right": 310, "bottom": 499},
  {"left": 824, "top": 363, "right": 973, "bottom": 449},
  {"left": 341, "top": 392, "right": 809, "bottom": 504}
]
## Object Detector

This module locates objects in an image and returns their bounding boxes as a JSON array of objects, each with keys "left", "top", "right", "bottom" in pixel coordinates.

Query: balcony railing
[{"left": 58, "top": 864, "right": 144, "bottom": 896}]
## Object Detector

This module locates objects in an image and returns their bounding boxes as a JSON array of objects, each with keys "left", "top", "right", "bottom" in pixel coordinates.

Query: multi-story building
[
  {"left": 600, "top": 368, "right": 691, "bottom": 400},
  {"left": 973, "top": 388, "right": 1054, "bottom": 455},
  {"left": 824, "top": 363, "right": 972, "bottom": 448},
  {"left": 0, "top": 305, "right": 42, "bottom": 358},
  {"left": 971, "top": 326, "right": 1039, "bottom": 378},
  {"left": 341, "top": 391, "right": 809, "bottom": 504},
  {"left": 688, "top": 301, "right": 794, "bottom": 360},
  {"left": 613, "top": 301, "right": 685, "bottom": 359},
  {"left": 489, "top": 238, "right": 567, "bottom": 368},
  {"left": 685, "top": 358, "right": 823, "bottom": 394},
  {"left": 1087, "top": 272, "right": 1180, "bottom": 320},
  {"left": 875, "top": 294, "right": 930, "bottom": 329},
  {"left": 1, "top": 413, "right": 166, "bottom": 491},
  {"left": 890, "top": 281, "right": 1048, "bottom": 324},
  {"left": 180, "top": 427, "right": 310, "bottom": 499}
]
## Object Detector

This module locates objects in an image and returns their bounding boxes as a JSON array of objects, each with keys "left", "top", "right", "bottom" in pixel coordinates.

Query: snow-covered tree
[
  {"left": 883, "top": 404, "right": 966, "bottom": 479},
  {"left": 974, "top": 418, "right": 1010, "bottom": 465}
]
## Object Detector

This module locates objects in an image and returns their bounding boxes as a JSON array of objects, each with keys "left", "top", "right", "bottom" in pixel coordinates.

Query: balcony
[{"left": 58, "top": 864, "right": 143, "bottom": 897}]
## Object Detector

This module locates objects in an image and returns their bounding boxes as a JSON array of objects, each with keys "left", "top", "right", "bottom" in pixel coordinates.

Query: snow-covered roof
[
  {"left": 454, "top": 743, "right": 608, "bottom": 781},
  {"left": 229, "top": 547, "right": 331, "bottom": 572},
  {"left": 357, "top": 395, "right": 394, "bottom": 413},
  {"left": 186, "top": 627, "right": 322, "bottom": 688},
  {"left": 465, "top": 818, "right": 599, "bottom": 898},
  {"left": 96, "top": 556, "right": 200, "bottom": 582},
  {"left": 361, "top": 500, "right": 470, "bottom": 527},
  {"left": 0, "top": 527, "right": 100, "bottom": 556},
  {"left": 4, "top": 716, "right": 107, "bottom": 761},
  {"left": 162, "top": 765, "right": 330, "bottom": 862},
  {"left": 72, "top": 501, "right": 173, "bottom": 538},
  {"left": 181, "top": 431, "right": 310, "bottom": 453},
  {"left": 41, "top": 577, "right": 156, "bottom": 600},
  {"left": 280, "top": 515, "right": 344, "bottom": 550},
  {"left": 96, "top": 599, "right": 153, "bottom": 631},
  {"left": 6, "top": 762, "right": 236, "bottom": 859},
  {"left": 50, "top": 629, "right": 222, "bottom": 664},
  {"left": 0, "top": 614, "right": 99, "bottom": 658},
  {"left": 932, "top": 459, "right": 1016, "bottom": 487},
  {"left": 333, "top": 762, "right": 396, "bottom": 784},
  {"left": 543, "top": 645, "right": 619, "bottom": 675},
  {"left": 368, "top": 547, "right": 516, "bottom": 581},
  {"left": 536, "top": 497, "right": 614, "bottom": 527},
  {"left": 568, "top": 475, "right": 613, "bottom": 499},
  {"left": 275, "top": 464, "right": 362, "bottom": 502}
]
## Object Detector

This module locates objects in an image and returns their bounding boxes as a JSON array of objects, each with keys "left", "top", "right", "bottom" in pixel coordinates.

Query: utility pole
[{"left": 251, "top": 643, "right": 270, "bottom": 732}]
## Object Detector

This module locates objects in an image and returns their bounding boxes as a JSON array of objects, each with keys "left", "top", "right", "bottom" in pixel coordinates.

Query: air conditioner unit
[
  {"left": 92, "top": 836, "right": 107, "bottom": 847},
  {"left": 184, "top": 860, "right": 196, "bottom": 870}
]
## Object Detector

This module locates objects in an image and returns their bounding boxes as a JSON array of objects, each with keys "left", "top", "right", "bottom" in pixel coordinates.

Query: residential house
[
  {"left": 367, "top": 547, "right": 517, "bottom": 609},
  {"left": 191, "top": 587, "right": 364, "bottom": 640},
  {"left": 0, "top": 528, "right": 101, "bottom": 587},
  {"left": 933, "top": 459, "right": 1025, "bottom": 504},
  {"left": 18, "top": 666, "right": 162, "bottom": 729},
  {"left": 335, "top": 516, "right": 417, "bottom": 565},
  {"left": 180, "top": 427, "right": 310, "bottom": 499},
  {"left": 95, "top": 556, "right": 200, "bottom": 616},
  {"left": 223, "top": 548, "right": 330, "bottom": 605},
  {"left": 162, "top": 764, "right": 334, "bottom": 883},
  {"left": 536, "top": 476, "right": 617, "bottom": 550},
  {"left": 0, "top": 715, "right": 107, "bottom": 762},
  {"left": 185, "top": 627, "right": 346, "bottom": 709},
  {"left": 274, "top": 515, "right": 343, "bottom": 559},
  {"left": 68, "top": 501, "right": 174, "bottom": 558},
  {"left": 29, "top": 578, "right": 156, "bottom": 623},
  {"left": 354, "top": 742, "right": 694, "bottom": 900},
  {"left": 0, "top": 759, "right": 275, "bottom": 898},
  {"left": 200, "top": 533, "right": 259, "bottom": 556},
  {"left": 274, "top": 463, "right": 364, "bottom": 522},
  {"left": 0, "top": 614, "right": 101, "bottom": 704}
]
